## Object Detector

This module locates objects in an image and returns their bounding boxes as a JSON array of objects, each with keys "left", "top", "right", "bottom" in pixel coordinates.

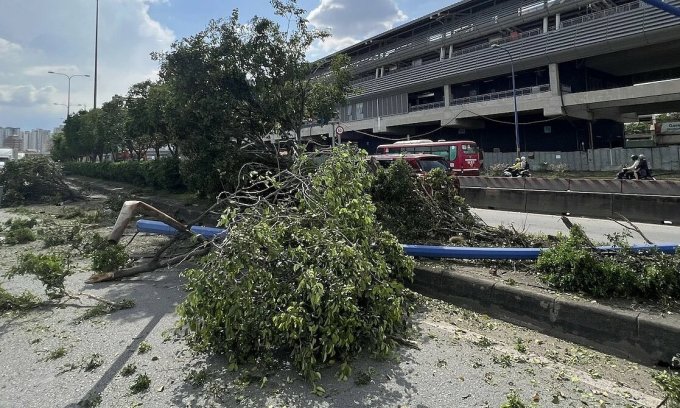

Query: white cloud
[
  {"left": 0, "top": 85, "right": 56, "bottom": 106},
  {"left": 0, "top": 0, "right": 175, "bottom": 129},
  {"left": 0, "top": 38, "right": 22, "bottom": 54},
  {"left": 307, "top": 0, "right": 407, "bottom": 59}
]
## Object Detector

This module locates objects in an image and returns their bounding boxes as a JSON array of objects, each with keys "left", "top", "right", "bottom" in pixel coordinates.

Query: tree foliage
[
  {"left": 178, "top": 146, "right": 414, "bottom": 384},
  {"left": 656, "top": 112, "right": 680, "bottom": 123},
  {"left": 537, "top": 226, "right": 680, "bottom": 299},
  {"left": 0, "top": 156, "right": 77, "bottom": 206},
  {"left": 151, "top": 0, "right": 350, "bottom": 195}
]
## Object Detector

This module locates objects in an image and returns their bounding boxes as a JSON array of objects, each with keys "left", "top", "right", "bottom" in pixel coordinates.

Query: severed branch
[
  {"left": 86, "top": 245, "right": 211, "bottom": 283},
  {"left": 560, "top": 216, "right": 597, "bottom": 249},
  {"left": 610, "top": 213, "right": 654, "bottom": 245}
]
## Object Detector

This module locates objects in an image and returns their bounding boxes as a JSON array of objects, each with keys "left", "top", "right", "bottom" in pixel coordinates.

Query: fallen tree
[{"left": 0, "top": 156, "right": 79, "bottom": 207}]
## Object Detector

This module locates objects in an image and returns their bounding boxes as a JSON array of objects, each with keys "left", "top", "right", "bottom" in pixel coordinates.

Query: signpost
[{"left": 335, "top": 125, "right": 344, "bottom": 145}]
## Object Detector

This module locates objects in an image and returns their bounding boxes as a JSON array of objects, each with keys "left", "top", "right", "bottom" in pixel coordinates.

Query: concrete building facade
[{"left": 305, "top": 0, "right": 680, "bottom": 153}]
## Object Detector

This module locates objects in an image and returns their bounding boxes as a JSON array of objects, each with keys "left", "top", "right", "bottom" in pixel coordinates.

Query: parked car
[{"left": 368, "top": 153, "right": 452, "bottom": 176}]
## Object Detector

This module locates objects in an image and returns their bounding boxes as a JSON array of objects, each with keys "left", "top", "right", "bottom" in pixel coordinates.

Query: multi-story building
[{"left": 306, "top": 0, "right": 680, "bottom": 153}]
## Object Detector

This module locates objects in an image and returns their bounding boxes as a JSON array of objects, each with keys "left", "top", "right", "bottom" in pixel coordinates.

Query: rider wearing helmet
[{"left": 636, "top": 154, "right": 650, "bottom": 179}]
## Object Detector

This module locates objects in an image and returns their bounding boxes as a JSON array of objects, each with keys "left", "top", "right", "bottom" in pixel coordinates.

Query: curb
[{"left": 411, "top": 265, "right": 680, "bottom": 366}]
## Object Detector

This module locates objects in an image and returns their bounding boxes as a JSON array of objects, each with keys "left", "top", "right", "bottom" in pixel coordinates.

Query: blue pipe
[
  {"left": 135, "top": 220, "right": 678, "bottom": 260},
  {"left": 641, "top": 0, "right": 680, "bottom": 18}
]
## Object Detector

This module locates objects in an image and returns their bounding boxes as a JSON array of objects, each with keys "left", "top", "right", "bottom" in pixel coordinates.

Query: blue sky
[{"left": 0, "top": 0, "right": 453, "bottom": 130}]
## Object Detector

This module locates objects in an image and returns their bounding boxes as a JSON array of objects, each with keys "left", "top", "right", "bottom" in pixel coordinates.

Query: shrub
[
  {"left": 5, "top": 227, "right": 36, "bottom": 245},
  {"left": 178, "top": 146, "right": 414, "bottom": 384},
  {"left": 371, "top": 160, "right": 478, "bottom": 244},
  {"left": 63, "top": 158, "right": 186, "bottom": 191},
  {"left": 7, "top": 253, "right": 71, "bottom": 299},
  {"left": 485, "top": 162, "right": 509, "bottom": 176},
  {"left": 91, "top": 243, "right": 128, "bottom": 273},
  {"left": 0, "top": 156, "right": 77, "bottom": 206},
  {"left": 655, "top": 371, "right": 680, "bottom": 408},
  {"left": 537, "top": 225, "right": 680, "bottom": 299},
  {"left": 547, "top": 162, "right": 568, "bottom": 174},
  {"left": 0, "top": 286, "right": 39, "bottom": 311}
]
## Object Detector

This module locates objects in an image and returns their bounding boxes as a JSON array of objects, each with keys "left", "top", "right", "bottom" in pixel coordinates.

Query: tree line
[{"left": 53, "top": 0, "right": 351, "bottom": 195}]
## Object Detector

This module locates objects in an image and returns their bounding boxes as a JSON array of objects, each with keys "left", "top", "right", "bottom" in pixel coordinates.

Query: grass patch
[
  {"left": 501, "top": 390, "right": 528, "bottom": 408},
  {"left": 354, "top": 367, "right": 376, "bottom": 386},
  {"left": 78, "top": 299, "right": 135, "bottom": 322},
  {"left": 130, "top": 373, "right": 151, "bottom": 394},
  {"left": 0, "top": 286, "right": 39, "bottom": 312},
  {"left": 515, "top": 338, "right": 527, "bottom": 354},
  {"left": 78, "top": 392, "right": 102, "bottom": 408},
  {"left": 473, "top": 336, "right": 494, "bottom": 348},
  {"left": 185, "top": 369, "right": 209, "bottom": 387},
  {"left": 46, "top": 346, "right": 68, "bottom": 360},
  {"left": 82, "top": 354, "right": 104, "bottom": 372},
  {"left": 138, "top": 341, "right": 152, "bottom": 354},
  {"left": 120, "top": 363, "right": 137, "bottom": 377}
]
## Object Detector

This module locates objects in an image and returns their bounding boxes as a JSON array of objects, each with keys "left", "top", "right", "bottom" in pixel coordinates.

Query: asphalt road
[{"left": 471, "top": 208, "right": 679, "bottom": 244}]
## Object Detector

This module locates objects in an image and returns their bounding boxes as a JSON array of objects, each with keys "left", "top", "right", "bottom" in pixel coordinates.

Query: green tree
[
  {"left": 656, "top": 112, "right": 680, "bottom": 123},
  {"left": 153, "top": 0, "right": 351, "bottom": 195},
  {"left": 624, "top": 122, "right": 648, "bottom": 135},
  {"left": 98, "top": 95, "right": 128, "bottom": 161},
  {"left": 124, "top": 81, "right": 154, "bottom": 160}
]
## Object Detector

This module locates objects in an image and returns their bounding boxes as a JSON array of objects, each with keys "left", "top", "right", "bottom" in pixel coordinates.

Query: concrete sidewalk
[{"left": 411, "top": 265, "right": 680, "bottom": 366}]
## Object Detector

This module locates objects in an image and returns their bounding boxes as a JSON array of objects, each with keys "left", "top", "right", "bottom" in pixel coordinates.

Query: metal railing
[
  {"left": 560, "top": 1, "right": 641, "bottom": 29},
  {"left": 408, "top": 101, "right": 446, "bottom": 112},
  {"left": 336, "top": 1, "right": 642, "bottom": 85},
  {"left": 451, "top": 84, "right": 550, "bottom": 106}
]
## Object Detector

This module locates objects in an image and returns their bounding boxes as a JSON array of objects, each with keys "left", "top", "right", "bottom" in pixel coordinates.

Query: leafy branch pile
[
  {"left": 179, "top": 146, "right": 414, "bottom": 386},
  {"left": 371, "top": 159, "right": 539, "bottom": 246},
  {"left": 0, "top": 156, "right": 78, "bottom": 207},
  {"left": 537, "top": 226, "right": 680, "bottom": 299}
]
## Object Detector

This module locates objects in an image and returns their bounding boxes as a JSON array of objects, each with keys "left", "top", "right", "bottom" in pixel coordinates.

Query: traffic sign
[{"left": 335, "top": 126, "right": 344, "bottom": 135}]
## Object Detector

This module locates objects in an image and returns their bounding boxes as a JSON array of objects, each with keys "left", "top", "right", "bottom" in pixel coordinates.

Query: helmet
[
  {"left": 514, "top": 158, "right": 520, "bottom": 163},
  {"left": 631, "top": 154, "right": 638, "bottom": 161},
  {"left": 521, "top": 156, "right": 526, "bottom": 161},
  {"left": 638, "top": 154, "right": 645, "bottom": 159}
]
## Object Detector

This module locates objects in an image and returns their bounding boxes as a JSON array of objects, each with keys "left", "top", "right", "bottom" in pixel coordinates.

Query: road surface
[{"left": 471, "top": 208, "right": 679, "bottom": 244}]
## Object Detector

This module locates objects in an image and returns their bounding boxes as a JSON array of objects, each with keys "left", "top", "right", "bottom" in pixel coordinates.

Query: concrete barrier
[
  {"left": 568, "top": 179, "right": 622, "bottom": 194},
  {"left": 524, "top": 177, "right": 570, "bottom": 192},
  {"left": 412, "top": 265, "right": 680, "bottom": 365},
  {"left": 460, "top": 188, "right": 527, "bottom": 212},
  {"left": 612, "top": 194, "right": 680, "bottom": 224},
  {"left": 620, "top": 179, "right": 680, "bottom": 196},
  {"left": 484, "top": 177, "right": 526, "bottom": 189},
  {"left": 524, "top": 190, "right": 571, "bottom": 215}
]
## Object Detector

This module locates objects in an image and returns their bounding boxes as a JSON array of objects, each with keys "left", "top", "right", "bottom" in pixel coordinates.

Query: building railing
[
  {"left": 408, "top": 101, "right": 446, "bottom": 112},
  {"left": 338, "top": 1, "right": 642, "bottom": 85},
  {"left": 451, "top": 84, "right": 550, "bottom": 106},
  {"left": 560, "top": 1, "right": 641, "bottom": 29}
]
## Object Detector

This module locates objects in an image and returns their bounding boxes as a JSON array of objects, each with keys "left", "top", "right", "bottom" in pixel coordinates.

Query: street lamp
[
  {"left": 48, "top": 71, "right": 90, "bottom": 117},
  {"left": 491, "top": 44, "right": 520, "bottom": 158}
]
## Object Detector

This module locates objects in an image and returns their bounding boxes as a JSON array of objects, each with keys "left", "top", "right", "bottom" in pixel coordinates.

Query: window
[
  {"left": 415, "top": 146, "right": 431, "bottom": 153},
  {"left": 462, "top": 144, "right": 478, "bottom": 154},
  {"left": 432, "top": 148, "right": 449, "bottom": 160},
  {"left": 449, "top": 145, "right": 458, "bottom": 160},
  {"left": 356, "top": 102, "right": 364, "bottom": 120},
  {"left": 418, "top": 158, "right": 448, "bottom": 172}
]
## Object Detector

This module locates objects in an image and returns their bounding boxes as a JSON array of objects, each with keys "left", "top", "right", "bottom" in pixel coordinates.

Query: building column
[
  {"left": 440, "top": 47, "right": 446, "bottom": 60},
  {"left": 375, "top": 68, "right": 380, "bottom": 78},
  {"left": 543, "top": 16, "right": 549, "bottom": 32},
  {"left": 549, "top": 63, "right": 561, "bottom": 96},
  {"left": 555, "top": 13, "right": 561, "bottom": 30},
  {"left": 449, "top": 44, "right": 454, "bottom": 58},
  {"left": 444, "top": 84, "right": 451, "bottom": 107}
]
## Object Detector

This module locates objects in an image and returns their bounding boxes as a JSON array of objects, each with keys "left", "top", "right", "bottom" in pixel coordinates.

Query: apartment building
[{"left": 306, "top": 0, "right": 680, "bottom": 153}]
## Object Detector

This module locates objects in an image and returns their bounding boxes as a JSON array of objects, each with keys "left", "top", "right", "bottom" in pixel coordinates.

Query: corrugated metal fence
[{"left": 483, "top": 146, "right": 680, "bottom": 172}]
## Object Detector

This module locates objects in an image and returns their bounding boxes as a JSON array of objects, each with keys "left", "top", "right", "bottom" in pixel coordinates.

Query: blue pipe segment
[
  {"left": 136, "top": 219, "right": 227, "bottom": 239},
  {"left": 136, "top": 219, "right": 678, "bottom": 259},
  {"left": 641, "top": 0, "right": 680, "bottom": 18}
]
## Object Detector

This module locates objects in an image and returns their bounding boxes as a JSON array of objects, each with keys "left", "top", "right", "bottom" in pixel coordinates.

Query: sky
[{"left": 0, "top": 0, "right": 453, "bottom": 131}]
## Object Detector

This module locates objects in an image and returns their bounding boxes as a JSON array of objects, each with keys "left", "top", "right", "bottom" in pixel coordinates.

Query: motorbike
[
  {"left": 503, "top": 167, "right": 531, "bottom": 177},
  {"left": 616, "top": 167, "right": 656, "bottom": 180}
]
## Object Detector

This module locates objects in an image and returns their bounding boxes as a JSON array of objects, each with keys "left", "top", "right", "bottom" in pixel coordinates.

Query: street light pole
[
  {"left": 491, "top": 44, "right": 520, "bottom": 158},
  {"left": 94, "top": 0, "right": 99, "bottom": 111},
  {"left": 48, "top": 71, "right": 90, "bottom": 117}
]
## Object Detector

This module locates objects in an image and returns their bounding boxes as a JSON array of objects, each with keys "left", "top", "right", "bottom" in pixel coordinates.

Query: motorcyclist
[
  {"left": 618, "top": 154, "right": 639, "bottom": 179},
  {"left": 504, "top": 158, "right": 521, "bottom": 177},
  {"left": 636, "top": 154, "right": 651, "bottom": 179},
  {"left": 519, "top": 156, "right": 531, "bottom": 176}
]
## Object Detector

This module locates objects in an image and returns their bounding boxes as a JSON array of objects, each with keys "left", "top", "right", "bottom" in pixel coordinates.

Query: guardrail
[
  {"left": 459, "top": 177, "right": 680, "bottom": 224},
  {"left": 451, "top": 84, "right": 550, "bottom": 106}
]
